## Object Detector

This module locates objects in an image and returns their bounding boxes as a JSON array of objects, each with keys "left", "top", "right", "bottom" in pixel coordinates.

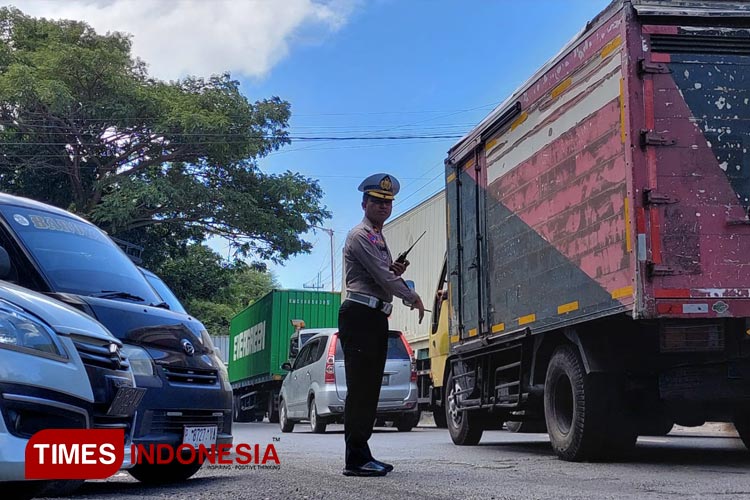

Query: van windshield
[
  {"left": 0, "top": 206, "right": 161, "bottom": 303},
  {"left": 142, "top": 270, "right": 188, "bottom": 314}
]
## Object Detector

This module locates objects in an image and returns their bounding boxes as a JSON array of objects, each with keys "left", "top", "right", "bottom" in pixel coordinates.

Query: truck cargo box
[
  {"left": 229, "top": 290, "right": 341, "bottom": 388},
  {"left": 446, "top": 0, "right": 750, "bottom": 343}
]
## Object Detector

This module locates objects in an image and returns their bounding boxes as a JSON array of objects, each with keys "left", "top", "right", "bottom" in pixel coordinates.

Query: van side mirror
[
  {"left": 281, "top": 362, "right": 292, "bottom": 371},
  {"left": 0, "top": 246, "right": 11, "bottom": 280}
]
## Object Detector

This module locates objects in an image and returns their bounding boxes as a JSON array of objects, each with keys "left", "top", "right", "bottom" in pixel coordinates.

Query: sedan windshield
[{"left": 0, "top": 206, "right": 161, "bottom": 303}]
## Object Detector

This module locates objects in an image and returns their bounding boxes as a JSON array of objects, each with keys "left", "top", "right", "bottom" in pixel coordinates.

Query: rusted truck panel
[
  {"left": 447, "top": 0, "right": 750, "bottom": 341},
  {"left": 442, "top": 0, "right": 750, "bottom": 461}
]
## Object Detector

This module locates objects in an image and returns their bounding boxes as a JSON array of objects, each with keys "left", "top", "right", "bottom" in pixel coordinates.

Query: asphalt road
[{"left": 41, "top": 419, "right": 750, "bottom": 500}]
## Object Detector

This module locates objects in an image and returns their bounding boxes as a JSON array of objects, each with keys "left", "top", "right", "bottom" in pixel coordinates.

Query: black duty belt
[{"left": 345, "top": 291, "right": 393, "bottom": 315}]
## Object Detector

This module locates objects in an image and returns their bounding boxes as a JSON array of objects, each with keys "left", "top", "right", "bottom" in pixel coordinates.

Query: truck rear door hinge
[
  {"left": 640, "top": 129, "right": 676, "bottom": 148},
  {"left": 638, "top": 59, "right": 671, "bottom": 76},
  {"left": 647, "top": 262, "right": 676, "bottom": 277},
  {"left": 643, "top": 188, "right": 679, "bottom": 206}
]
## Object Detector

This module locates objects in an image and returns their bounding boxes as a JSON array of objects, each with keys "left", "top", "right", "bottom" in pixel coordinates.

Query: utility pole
[
  {"left": 314, "top": 227, "right": 335, "bottom": 292},
  {"left": 303, "top": 272, "right": 323, "bottom": 290}
]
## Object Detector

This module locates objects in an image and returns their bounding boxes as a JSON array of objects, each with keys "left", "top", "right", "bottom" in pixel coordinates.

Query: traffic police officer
[{"left": 339, "top": 173, "right": 425, "bottom": 477}]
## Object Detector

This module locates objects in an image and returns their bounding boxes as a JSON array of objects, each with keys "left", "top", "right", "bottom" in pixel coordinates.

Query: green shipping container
[{"left": 228, "top": 290, "right": 341, "bottom": 386}]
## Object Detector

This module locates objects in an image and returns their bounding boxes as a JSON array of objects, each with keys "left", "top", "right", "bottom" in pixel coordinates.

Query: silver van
[
  {"left": 0, "top": 274, "right": 139, "bottom": 499},
  {"left": 278, "top": 329, "right": 419, "bottom": 433}
]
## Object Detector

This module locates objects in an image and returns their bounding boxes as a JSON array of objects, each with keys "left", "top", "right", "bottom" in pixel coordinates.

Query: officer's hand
[
  {"left": 411, "top": 295, "right": 425, "bottom": 324},
  {"left": 390, "top": 260, "right": 409, "bottom": 276}
]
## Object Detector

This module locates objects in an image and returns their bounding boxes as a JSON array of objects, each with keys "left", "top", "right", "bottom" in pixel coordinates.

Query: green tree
[
  {"left": 0, "top": 7, "right": 329, "bottom": 263},
  {"left": 153, "top": 244, "right": 278, "bottom": 336}
]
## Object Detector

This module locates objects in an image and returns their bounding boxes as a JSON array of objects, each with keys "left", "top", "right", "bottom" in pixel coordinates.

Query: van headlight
[
  {"left": 120, "top": 344, "right": 155, "bottom": 377},
  {"left": 0, "top": 305, "right": 64, "bottom": 358}
]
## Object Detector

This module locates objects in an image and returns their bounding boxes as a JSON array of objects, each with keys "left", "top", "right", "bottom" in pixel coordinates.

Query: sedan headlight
[
  {"left": 120, "top": 344, "right": 155, "bottom": 377},
  {"left": 0, "top": 303, "right": 64, "bottom": 358}
]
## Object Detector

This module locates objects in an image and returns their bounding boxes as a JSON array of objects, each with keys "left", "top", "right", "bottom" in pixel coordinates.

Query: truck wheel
[
  {"left": 506, "top": 420, "right": 547, "bottom": 433},
  {"left": 446, "top": 369, "right": 483, "bottom": 445},
  {"left": 733, "top": 415, "right": 750, "bottom": 450},
  {"left": 638, "top": 417, "right": 674, "bottom": 436},
  {"left": 268, "top": 394, "right": 280, "bottom": 424},
  {"left": 279, "top": 398, "right": 295, "bottom": 433},
  {"left": 309, "top": 397, "right": 327, "bottom": 433},
  {"left": 129, "top": 458, "right": 203, "bottom": 484},
  {"left": 544, "top": 345, "right": 636, "bottom": 461},
  {"left": 433, "top": 406, "right": 448, "bottom": 429},
  {"left": 233, "top": 395, "right": 251, "bottom": 423}
]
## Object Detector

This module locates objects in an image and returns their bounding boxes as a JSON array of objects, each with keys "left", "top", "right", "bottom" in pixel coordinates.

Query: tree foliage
[
  {"left": 0, "top": 7, "right": 330, "bottom": 263},
  {"left": 154, "top": 244, "right": 278, "bottom": 336}
]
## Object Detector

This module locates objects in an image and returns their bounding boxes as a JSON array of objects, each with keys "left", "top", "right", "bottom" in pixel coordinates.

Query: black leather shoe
[
  {"left": 371, "top": 459, "right": 393, "bottom": 473},
  {"left": 342, "top": 461, "right": 388, "bottom": 477}
]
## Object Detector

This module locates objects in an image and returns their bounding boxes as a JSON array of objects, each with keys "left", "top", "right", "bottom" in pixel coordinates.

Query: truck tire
[
  {"left": 279, "top": 398, "right": 295, "bottom": 433},
  {"left": 638, "top": 417, "right": 674, "bottom": 436},
  {"left": 129, "top": 459, "right": 203, "bottom": 484},
  {"left": 506, "top": 420, "right": 547, "bottom": 433},
  {"left": 733, "top": 415, "right": 750, "bottom": 450},
  {"left": 309, "top": 397, "right": 327, "bottom": 433},
  {"left": 233, "top": 395, "right": 252, "bottom": 423},
  {"left": 446, "top": 368, "right": 483, "bottom": 445},
  {"left": 544, "top": 345, "right": 636, "bottom": 461},
  {"left": 268, "top": 394, "right": 280, "bottom": 424},
  {"left": 433, "top": 406, "right": 448, "bottom": 429}
]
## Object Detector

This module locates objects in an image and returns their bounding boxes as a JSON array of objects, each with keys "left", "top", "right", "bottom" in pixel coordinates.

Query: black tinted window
[
  {"left": 335, "top": 337, "right": 343, "bottom": 358},
  {"left": 0, "top": 206, "right": 160, "bottom": 303},
  {"left": 142, "top": 271, "right": 187, "bottom": 314},
  {"left": 387, "top": 334, "right": 409, "bottom": 360},
  {"left": 293, "top": 344, "right": 312, "bottom": 370}
]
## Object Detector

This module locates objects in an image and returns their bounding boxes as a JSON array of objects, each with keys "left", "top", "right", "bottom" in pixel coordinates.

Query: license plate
[
  {"left": 106, "top": 386, "right": 146, "bottom": 416},
  {"left": 381, "top": 375, "right": 389, "bottom": 386},
  {"left": 183, "top": 426, "right": 217, "bottom": 448}
]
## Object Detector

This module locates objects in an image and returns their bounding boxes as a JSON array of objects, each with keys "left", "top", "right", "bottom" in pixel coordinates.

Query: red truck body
[{"left": 443, "top": 0, "right": 750, "bottom": 460}]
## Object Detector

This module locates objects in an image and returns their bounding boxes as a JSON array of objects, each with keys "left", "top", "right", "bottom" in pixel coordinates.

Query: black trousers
[{"left": 338, "top": 300, "right": 389, "bottom": 468}]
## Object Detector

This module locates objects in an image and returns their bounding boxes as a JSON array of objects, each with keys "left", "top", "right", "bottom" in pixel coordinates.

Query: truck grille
[
  {"left": 161, "top": 366, "right": 217, "bottom": 385},
  {"left": 150, "top": 410, "right": 226, "bottom": 434},
  {"left": 73, "top": 339, "right": 130, "bottom": 371}
]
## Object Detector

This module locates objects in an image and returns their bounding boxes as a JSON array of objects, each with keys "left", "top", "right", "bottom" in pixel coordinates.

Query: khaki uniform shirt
[{"left": 343, "top": 218, "right": 419, "bottom": 304}]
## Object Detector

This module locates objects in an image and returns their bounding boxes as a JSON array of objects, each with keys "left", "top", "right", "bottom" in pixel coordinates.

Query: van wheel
[
  {"left": 446, "top": 368, "right": 483, "bottom": 445},
  {"left": 38, "top": 479, "right": 85, "bottom": 497},
  {"left": 5, "top": 481, "right": 48, "bottom": 500},
  {"left": 309, "top": 397, "right": 327, "bottom": 433},
  {"left": 129, "top": 459, "right": 203, "bottom": 484},
  {"left": 279, "top": 398, "right": 295, "bottom": 433},
  {"left": 544, "top": 345, "right": 636, "bottom": 461},
  {"left": 733, "top": 415, "right": 750, "bottom": 450}
]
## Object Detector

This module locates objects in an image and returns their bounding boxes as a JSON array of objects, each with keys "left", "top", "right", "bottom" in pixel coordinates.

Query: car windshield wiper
[
  {"left": 94, "top": 290, "right": 146, "bottom": 302},
  {"left": 151, "top": 301, "right": 171, "bottom": 310}
]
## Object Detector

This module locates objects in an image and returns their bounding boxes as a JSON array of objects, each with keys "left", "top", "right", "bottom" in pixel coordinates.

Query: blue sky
[
  {"left": 14, "top": 0, "right": 612, "bottom": 290},
  {"left": 241, "top": 0, "right": 611, "bottom": 290}
]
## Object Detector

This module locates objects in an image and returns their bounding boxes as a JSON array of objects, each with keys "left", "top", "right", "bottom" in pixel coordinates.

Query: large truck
[
  {"left": 439, "top": 0, "right": 750, "bottom": 461},
  {"left": 229, "top": 290, "right": 341, "bottom": 422}
]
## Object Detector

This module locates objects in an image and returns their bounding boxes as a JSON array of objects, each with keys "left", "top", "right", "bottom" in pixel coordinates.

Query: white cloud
[{"left": 11, "top": 0, "right": 355, "bottom": 80}]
